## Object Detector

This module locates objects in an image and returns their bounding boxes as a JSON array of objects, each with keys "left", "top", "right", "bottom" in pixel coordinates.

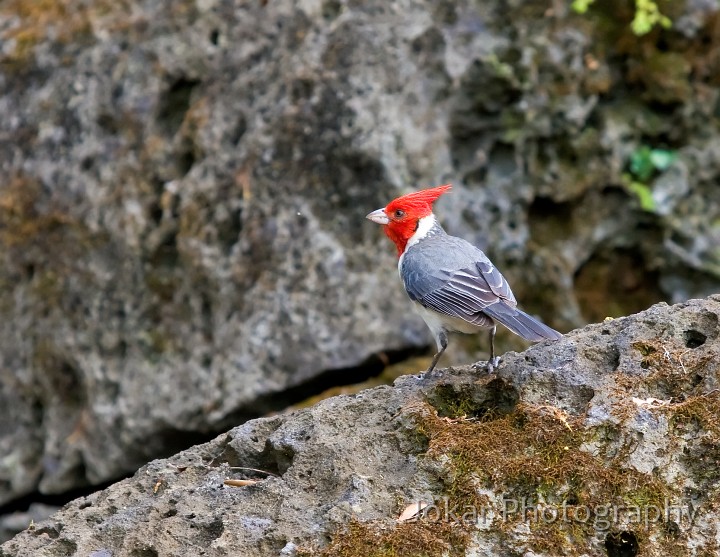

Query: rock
[
  {"left": 2, "top": 296, "right": 720, "bottom": 556},
  {"left": 2, "top": 0, "right": 720, "bottom": 510},
  {"left": 0, "top": 505, "right": 58, "bottom": 544}
]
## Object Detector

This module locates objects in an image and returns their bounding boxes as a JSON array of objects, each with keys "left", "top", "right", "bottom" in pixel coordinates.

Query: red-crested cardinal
[{"left": 367, "top": 184, "right": 562, "bottom": 372}]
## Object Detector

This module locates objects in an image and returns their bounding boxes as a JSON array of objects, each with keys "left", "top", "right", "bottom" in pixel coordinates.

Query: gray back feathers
[
  {"left": 401, "top": 228, "right": 517, "bottom": 311},
  {"left": 399, "top": 221, "right": 562, "bottom": 342}
]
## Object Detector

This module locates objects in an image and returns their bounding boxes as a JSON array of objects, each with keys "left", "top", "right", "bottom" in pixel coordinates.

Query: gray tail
[{"left": 483, "top": 302, "right": 563, "bottom": 342}]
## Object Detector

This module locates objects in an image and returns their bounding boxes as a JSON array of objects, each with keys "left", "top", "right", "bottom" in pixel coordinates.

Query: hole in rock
[
  {"left": 157, "top": 78, "right": 200, "bottom": 136},
  {"left": 605, "top": 530, "right": 639, "bottom": 557},
  {"left": 684, "top": 329, "right": 706, "bottom": 349},
  {"left": 574, "top": 248, "right": 665, "bottom": 324}
]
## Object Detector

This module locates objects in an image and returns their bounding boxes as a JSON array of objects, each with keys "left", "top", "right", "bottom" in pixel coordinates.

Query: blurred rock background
[{"left": 0, "top": 0, "right": 718, "bottom": 535}]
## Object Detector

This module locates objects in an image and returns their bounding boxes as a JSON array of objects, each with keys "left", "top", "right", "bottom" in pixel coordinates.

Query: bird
[{"left": 366, "top": 184, "right": 562, "bottom": 373}]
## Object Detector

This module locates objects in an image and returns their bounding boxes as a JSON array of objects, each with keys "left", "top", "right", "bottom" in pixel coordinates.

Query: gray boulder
[
  {"left": 2, "top": 295, "right": 719, "bottom": 556},
  {"left": 1, "top": 0, "right": 720, "bottom": 510}
]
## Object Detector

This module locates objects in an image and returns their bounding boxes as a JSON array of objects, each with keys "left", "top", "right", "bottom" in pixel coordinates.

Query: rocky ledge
[{"left": 2, "top": 296, "right": 720, "bottom": 557}]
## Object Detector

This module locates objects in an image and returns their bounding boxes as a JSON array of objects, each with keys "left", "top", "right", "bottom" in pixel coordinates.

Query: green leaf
[
  {"left": 629, "top": 147, "right": 677, "bottom": 181},
  {"left": 626, "top": 180, "right": 657, "bottom": 212},
  {"left": 573, "top": 0, "right": 672, "bottom": 36},
  {"left": 571, "top": 0, "right": 596, "bottom": 14},
  {"left": 630, "top": 146, "right": 654, "bottom": 182},
  {"left": 631, "top": 14, "right": 653, "bottom": 36},
  {"left": 632, "top": 0, "right": 672, "bottom": 36},
  {"left": 648, "top": 149, "right": 677, "bottom": 171}
]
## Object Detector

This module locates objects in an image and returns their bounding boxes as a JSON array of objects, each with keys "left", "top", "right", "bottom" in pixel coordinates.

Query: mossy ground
[
  {"left": 304, "top": 334, "right": 720, "bottom": 556},
  {"left": 412, "top": 401, "right": 681, "bottom": 555},
  {"left": 297, "top": 519, "right": 469, "bottom": 557}
]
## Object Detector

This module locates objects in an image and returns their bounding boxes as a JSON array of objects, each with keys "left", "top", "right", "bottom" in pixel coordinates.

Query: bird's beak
[{"left": 366, "top": 208, "right": 389, "bottom": 225}]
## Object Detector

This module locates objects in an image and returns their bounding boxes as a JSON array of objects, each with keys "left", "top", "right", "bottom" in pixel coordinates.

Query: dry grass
[
  {"left": 297, "top": 519, "right": 469, "bottom": 557},
  {"left": 415, "top": 402, "right": 673, "bottom": 520},
  {"left": 611, "top": 338, "right": 720, "bottom": 437}
]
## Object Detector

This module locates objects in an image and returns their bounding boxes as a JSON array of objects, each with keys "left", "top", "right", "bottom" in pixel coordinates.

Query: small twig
[
  {"left": 227, "top": 466, "right": 279, "bottom": 477},
  {"left": 661, "top": 343, "right": 687, "bottom": 374},
  {"left": 676, "top": 349, "right": 689, "bottom": 374},
  {"left": 224, "top": 479, "right": 261, "bottom": 487}
]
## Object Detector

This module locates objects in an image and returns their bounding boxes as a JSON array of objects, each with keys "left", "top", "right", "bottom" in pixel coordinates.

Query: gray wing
[
  {"left": 404, "top": 260, "right": 563, "bottom": 340},
  {"left": 401, "top": 235, "right": 562, "bottom": 341},
  {"left": 403, "top": 256, "right": 517, "bottom": 327}
]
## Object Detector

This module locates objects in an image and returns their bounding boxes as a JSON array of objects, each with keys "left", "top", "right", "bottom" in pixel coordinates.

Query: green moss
[
  {"left": 632, "top": 340, "right": 657, "bottom": 357},
  {"left": 424, "top": 384, "right": 489, "bottom": 419},
  {"left": 424, "top": 377, "right": 519, "bottom": 420},
  {"left": 631, "top": 0, "right": 673, "bottom": 35},
  {"left": 625, "top": 178, "right": 657, "bottom": 212}
]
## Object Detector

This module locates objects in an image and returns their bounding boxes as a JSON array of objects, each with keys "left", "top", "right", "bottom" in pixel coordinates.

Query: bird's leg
[
  {"left": 427, "top": 331, "right": 448, "bottom": 373},
  {"left": 487, "top": 325, "right": 500, "bottom": 373}
]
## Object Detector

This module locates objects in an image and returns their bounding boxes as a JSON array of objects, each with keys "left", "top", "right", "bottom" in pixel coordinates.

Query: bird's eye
[{"left": 394, "top": 209, "right": 405, "bottom": 218}]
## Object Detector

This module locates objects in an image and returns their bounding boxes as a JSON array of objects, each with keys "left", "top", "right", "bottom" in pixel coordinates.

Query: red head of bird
[{"left": 366, "top": 184, "right": 452, "bottom": 256}]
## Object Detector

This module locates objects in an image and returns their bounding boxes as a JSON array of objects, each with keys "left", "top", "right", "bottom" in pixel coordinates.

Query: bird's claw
[{"left": 474, "top": 356, "right": 501, "bottom": 374}]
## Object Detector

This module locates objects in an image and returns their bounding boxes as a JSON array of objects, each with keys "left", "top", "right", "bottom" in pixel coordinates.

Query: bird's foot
[{"left": 480, "top": 356, "right": 501, "bottom": 374}]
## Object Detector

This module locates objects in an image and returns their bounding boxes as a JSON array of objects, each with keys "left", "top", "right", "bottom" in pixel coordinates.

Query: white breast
[{"left": 398, "top": 214, "right": 437, "bottom": 275}]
